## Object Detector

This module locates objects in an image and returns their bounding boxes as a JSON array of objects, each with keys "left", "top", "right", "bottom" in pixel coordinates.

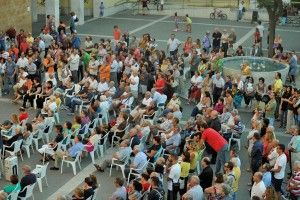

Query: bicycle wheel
[
  {"left": 210, "top": 13, "right": 215, "bottom": 19},
  {"left": 221, "top": 14, "right": 227, "bottom": 20}
]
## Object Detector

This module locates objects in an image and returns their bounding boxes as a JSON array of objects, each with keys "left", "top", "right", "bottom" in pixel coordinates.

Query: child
[
  {"left": 185, "top": 14, "right": 192, "bottom": 33},
  {"left": 173, "top": 12, "right": 180, "bottom": 32}
]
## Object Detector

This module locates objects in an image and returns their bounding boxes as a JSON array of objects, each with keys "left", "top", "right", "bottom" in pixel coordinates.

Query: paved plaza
[{"left": 1, "top": 10, "right": 300, "bottom": 200}]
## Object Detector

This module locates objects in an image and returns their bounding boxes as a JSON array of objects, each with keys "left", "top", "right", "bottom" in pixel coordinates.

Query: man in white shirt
[
  {"left": 97, "top": 78, "right": 109, "bottom": 94},
  {"left": 110, "top": 54, "right": 119, "bottom": 85},
  {"left": 16, "top": 52, "right": 28, "bottom": 69},
  {"left": 167, "top": 34, "right": 181, "bottom": 58},
  {"left": 212, "top": 73, "right": 225, "bottom": 104},
  {"left": 271, "top": 143, "right": 287, "bottom": 196},
  {"left": 68, "top": 49, "right": 80, "bottom": 83},
  {"left": 251, "top": 172, "right": 266, "bottom": 199},
  {"left": 237, "top": 0, "right": 245, "bottom": 21},
  {"left": 167, "top": 154, "right": 181, "bottom": 200},
  {"left": 129, "top": 70, "right": 139, "bottom": 99}
]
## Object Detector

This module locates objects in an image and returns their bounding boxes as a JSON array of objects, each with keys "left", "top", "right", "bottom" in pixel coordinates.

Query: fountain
[{"left": 221, "top": 56, "right": 290, "bottom": 86}]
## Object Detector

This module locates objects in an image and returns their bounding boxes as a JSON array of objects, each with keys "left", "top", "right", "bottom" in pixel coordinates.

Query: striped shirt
[{"left": 291, "top": 171, "right": 300, "bottom": 196}]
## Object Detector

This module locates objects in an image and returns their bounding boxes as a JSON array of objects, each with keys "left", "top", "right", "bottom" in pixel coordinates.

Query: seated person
[
  {"left": 112, "top": 86, "right": 133, "bottom": 111},
  {"left": 129, "top": 101, "right": 157, "bottom": 123},
  {"left": 38, "top": 124, "right": 64, "bottom": 162},
  {"left": 3, "top": 174, "right": 21, "bottom": 194},
  {"left": 18, "top": 107, "right": 29, "bottom": 123},
  {"left": 50, "top": 135, "right": 84, "bottom": 171},
  {"left": 82, "top": 177, "right": 95, "bottom": 199},
  {"left": 108, "top": 112, "right": 128, "bottom": 143},
  {"left": 161, "top": 93, "right": 181, "bottom": 116},
  {"left": 146, "top": 136, "right": 162, "bottom": 163},
  {"left": 151, "top": 112, "right": 174, "bottom": 133},
  {"left": 94, "top": 140, "right": 132, "bottom": 172},
  {"left": 18, "top": 165, "right": 37, "bottom": 198}
]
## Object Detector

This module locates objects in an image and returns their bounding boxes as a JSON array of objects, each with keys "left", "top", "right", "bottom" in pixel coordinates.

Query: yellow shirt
[
  {"left": 273, "top": 79, "right": 283, "bottom": 94},
  {"left": 232, "top": 167, "right": 241, "bottom": 192},
  {"left": 190, "top": 151, "right": 198, "bottom": 170},
  {"left": 180, "top": 162, "right": 190, "bottom": 178}
]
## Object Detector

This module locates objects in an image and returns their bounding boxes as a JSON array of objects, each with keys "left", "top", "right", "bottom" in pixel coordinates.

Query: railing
[{"left": 164, "top": 0, "right": 240, "bottom": 8}]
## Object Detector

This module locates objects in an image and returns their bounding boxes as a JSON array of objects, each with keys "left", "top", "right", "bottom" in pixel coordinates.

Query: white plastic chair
[
  {"left": 3, "top": 139, "right": 24, "bottom": 161},
  {"left": 33, "top": 162, "right": 49, "bottom": 192},
  {"left": 61, "top": 151, "right": 82, "bottom": 175},
  {"left": 32, "top": 129, "right": 45, "bottom": 151},
  {"left": 59, "top": 134, "right": 71, "bottom": 151},
  {"left": 89, "top": 118, "right": 99, "bottom": 133},
  {"left": 22, "top": 133, "right": 35, "bottom": 158},
  {"left": 18, "top": 183, "right": 36, "bottom": 200},
  {"left": 111, "top": 124, "right": 130, "bottom": 148},
  {"left": 43, "top": 122, "right": 54, "bottom": 144},
  {"left": 20, "top": 118, "right": 28, "bottom": 129},
  {"left": 99, "top": 109, "right": 110, "bottom": 126},
  {"left": 98, "top": 131, "right": 109, "bottom": 157},
  {"left": 228, "top": 124, "right": 245, "bottom": 151},
  {"left": 109, "top": 155, "right": 130, "bottom": 179},
  {"left": 127, "top": 159, "right": 149, "bottom": 184},
  {"left": 6, "top": 186, "right": 20, "bottom": 200}
]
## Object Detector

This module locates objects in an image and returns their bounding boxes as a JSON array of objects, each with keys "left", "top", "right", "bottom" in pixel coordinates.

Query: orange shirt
[
  {"left": 113, "top": 29, "right": 121, "bottom": 41},
  {"left": 24, "top": 79, "right": 33, "bottom": 90},
  {"left": 43, "top": 58, "right": 55, "bottom": 74},
  {"left": 99, "top": 64, "right": 111, "bottom": 81}
]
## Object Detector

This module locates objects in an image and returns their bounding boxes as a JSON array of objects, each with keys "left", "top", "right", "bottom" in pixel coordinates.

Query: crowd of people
[{"left": 0, "top": 9, "right": 299, "bottom": 200}]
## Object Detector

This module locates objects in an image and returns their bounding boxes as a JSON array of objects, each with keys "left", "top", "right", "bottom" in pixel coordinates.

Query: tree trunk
[{"left": 268, "top": 11, "right": 276, "bottom": 58}]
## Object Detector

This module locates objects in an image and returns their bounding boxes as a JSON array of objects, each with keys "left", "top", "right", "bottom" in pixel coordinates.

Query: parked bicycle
[{"left": 210, "top": 8, "right": 228, "bottom": 20}]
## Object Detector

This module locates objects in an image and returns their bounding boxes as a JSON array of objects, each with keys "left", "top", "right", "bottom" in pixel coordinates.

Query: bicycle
[{"left": 210, "top": 8, "right": 228, "bottom": 20}]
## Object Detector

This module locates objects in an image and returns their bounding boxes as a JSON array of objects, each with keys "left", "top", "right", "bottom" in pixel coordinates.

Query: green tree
[{"left": 257, "top": 0, "right": 283, "bottom": 57}]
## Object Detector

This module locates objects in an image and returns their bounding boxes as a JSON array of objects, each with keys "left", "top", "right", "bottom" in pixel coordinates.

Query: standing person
[
  {"left": 251, "top": 172, "right": 266, "bottom": 199},
  {"left": 167, "top": 34, "right": 181, "bottom": 59},
  {"left": 199, "top": 157, "right": 214, "bottom": 190},
  {"left": 173, "top": 12, "right": 180, "bottom": 32},
  {"left": 221, "top": 29, "right": 229, "bottom": 57},
  {"left": 271, "top": 144, "right": 287, "bottom": 198},
  {"left": 68, "top": 49, "right": 80, "bottom": 83},
  {"left": 202, "top": 31, "right": 211, "bottom": 53},
  {"left": 251, "top": 132, "right": 263, "bottom": 176},
  {"left": 256, "top": 21, "right": 264, "bottom": 50},
  {"left": 99, "top": 1, "right": 105, "bottom": 17},
  {"left": 184, "top": 176, "right": 203, "bottom": 200},
  {"left": 212, "top": 73, "right": 225, "bottom": 105},
  {"left": 167, "top": 154, "right": 181, "bottom": 200},
  {"left": 265, "top": 92, "right": 277, "bottom": 127},
  {"left": 198, "top": 121, "right": 228, "bottom": 174},
  {"left": 185, "top": 14, "right": 192, "bottom": 33},
  {"left": 113, "top": 25, "right": 121, "bottom": 48},
  {"left": 288, "top": 50, "right": 298, "bottom": 86},
  {"left": 287, "top": 161, "right": 300, "bottom": 200},
  {"left": 212, "top": 28, "right": 222, "bottom": 51},
  {"left": 69, "top": 12, "right": 78, "bottom": 34},
  {"left": 237, "top": 1, "right": 245, "bottom": 21},
  {"left": 141, "top": 0, "right": 149, "bottom": 15}
]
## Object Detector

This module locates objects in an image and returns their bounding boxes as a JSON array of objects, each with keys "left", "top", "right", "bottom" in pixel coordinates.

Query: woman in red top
[
  {"left": 254, "top": 28, "right": 261, "bottom": 44},
  {"left": 155, "top": 73, "right": 166, "bottom": 94},
  {"left": 19, "top": 107, "right": 29, "bottom": 122},
  {"left": 183, "top": 36, "right": 193, "bottom": 54}
]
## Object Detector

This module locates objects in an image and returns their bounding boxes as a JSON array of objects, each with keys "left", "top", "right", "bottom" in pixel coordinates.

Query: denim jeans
[
  {"left": 3, "top": 75, "right": 14, "bottom": 93},
  {"left": 70, "top": 97, "right": 82, "bottom": 112},
  {"left": 215, "top": 144, "right": 229, "bottom": 174},
  {"left": 267, "top": 117, "right": 274, "bottom": 127}
]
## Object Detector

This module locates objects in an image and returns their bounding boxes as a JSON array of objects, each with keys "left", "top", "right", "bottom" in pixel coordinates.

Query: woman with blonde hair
[{"left": 263, "top": 186, "right": 278, "bottom": 200}]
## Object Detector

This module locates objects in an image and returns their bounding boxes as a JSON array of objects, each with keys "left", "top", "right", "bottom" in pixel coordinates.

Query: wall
[{"left": 0, "top": 0, "right": 32, "bottom": 33}]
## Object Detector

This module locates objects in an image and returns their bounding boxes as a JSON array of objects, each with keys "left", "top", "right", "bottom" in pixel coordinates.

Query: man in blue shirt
[
  {"left": 125, "top": 145, "right": 147, "bottom": 181},
  {"left": 50, "top": 135, "right": 84, "bottom": 170},
  {"left": 3, "top": 56, "right": 17, "bottom": 95}
]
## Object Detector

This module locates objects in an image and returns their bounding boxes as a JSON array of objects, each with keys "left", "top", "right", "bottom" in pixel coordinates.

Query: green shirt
[
  {"left": 265, "top": 99, "right": 276, "bottom": 118},
  {"left": 82, "top": 52, "right": 91, "bottom": 68},
  {"left": 3, "top": 183, "right": 20, "bottom": 194}
]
